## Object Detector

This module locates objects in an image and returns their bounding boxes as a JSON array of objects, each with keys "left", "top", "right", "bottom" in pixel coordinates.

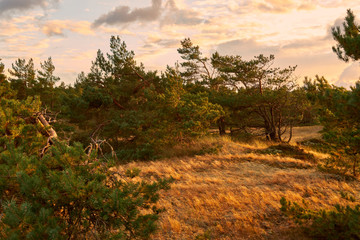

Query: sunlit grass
[
  {"left": 287, "top": 125, "right": 323, "bottom": 143},
  {"left": 115, "top": 126, "right": 359, "bottom": 239}
]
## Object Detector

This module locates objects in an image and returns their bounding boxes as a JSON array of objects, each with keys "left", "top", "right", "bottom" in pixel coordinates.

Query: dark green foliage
[
  {"left": 177, "top": 38, "right": 212, "bottom": 86},
  {"left": 0, "top": 60, "right": 15, "bottom": 99},
  {"left": 332, "top": 9, "right": 360, "bottom": 62},
  {"left": 317, "top": 155, "right": 359, "bottom": 180},
  {"left": 259, "top": 144, "right": 316, "bottom": 162},
  {"left": 37, "top": 57, "right": 59, "bottom": 89},
  {"left": 176, "top": 38, "right": 307, "bottom": 141},
  {"left": 36, "top": 57, "right": 61, "bottom": 108},
  {"left": 211, "top": 52, "right": 304, "bottom": 142},
  {"left": 0, "top": 59, "right": 6, "bottom": 84},
  {"left": 64, "top": 37, "right": 223, "bottom": 160},
  {"left": 5, "top": 57, "right": 65, "bottom": 111},
  {"left": 81, "top": 85, "right": 112, "bottom": 108},
  {"left": 340, "top": 191, "right": 356, "bottom": 202},
  {"left": 303, "top": 75, "right": 360, "bottom": 176},
  {"left": 317, "top": 9, "right": 360, "bottom": 176},
  {"left": 195, "top": 230, "right": 213, "bottom": 240},
  {"left": 280, "top": 197, "right": 360, "bottom": 240},
  {"left": 320, "top": 83, "right": 360, "bottom": 176},
  {"left": 300, "top": 138, "right": 332, "bottom": 153},
  {"left": 8, "top": 58, "right": 36, "bottom": 100},
  {"left": 0, "top": 87, "right": 172, "bottom": 239}
]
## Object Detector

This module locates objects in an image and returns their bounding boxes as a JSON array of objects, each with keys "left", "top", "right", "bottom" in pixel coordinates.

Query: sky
[{"left": 1, "top": 0, "right": 360, "bottom": 88}]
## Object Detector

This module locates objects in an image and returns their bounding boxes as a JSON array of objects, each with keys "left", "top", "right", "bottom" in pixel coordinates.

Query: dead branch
[
  {"left": 91, "top": 121, "right": 111, "bottom": 139},
  {"left": 37, "top": 113, "right": 58, "bottom": 140},
  {"left": 36, "top": 112, "right": 58, "bottom": 157},
  {"left": 89, "top": 137, "right": 118, "bottom": 162}
]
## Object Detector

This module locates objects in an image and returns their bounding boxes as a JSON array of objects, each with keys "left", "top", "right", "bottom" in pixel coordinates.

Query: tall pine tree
[{"left": 8, "top": 58, "right": 36, "bottom": 100}]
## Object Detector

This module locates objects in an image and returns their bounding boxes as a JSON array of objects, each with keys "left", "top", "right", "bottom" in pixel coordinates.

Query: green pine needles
[
  {"left": 280, "top": 197, "right": 360, "bottom": 240},
  {"left": 0, "top": 85, "right": 172, "bottom": 239}
]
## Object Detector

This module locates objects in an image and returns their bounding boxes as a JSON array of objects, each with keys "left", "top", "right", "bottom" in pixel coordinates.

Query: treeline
[
  {"left": 0, "top": 17, "right": 359, "bottom": 174},
  {"left": 2, "top": 37, "right": 312, "bottom": 159},
  {"left": 1, "top": 29, "right": 360, "bottom": 166},
  {"left": 1, "top": 35, "right": 359, "bottom": 162}
]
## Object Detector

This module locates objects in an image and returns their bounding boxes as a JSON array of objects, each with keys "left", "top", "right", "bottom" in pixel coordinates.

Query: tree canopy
[{"left": 332, "top": 9, "right": 360, "bottom": 62}]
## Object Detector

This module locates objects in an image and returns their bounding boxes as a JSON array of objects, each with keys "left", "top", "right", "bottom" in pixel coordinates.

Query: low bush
[
  {"left": 258, "top": 144, "right": 316, "bottom": 162},
  {"left": 300, "top": 138, "right": 332, "bottom": 153},
  {"left": 280, "top": 197, "right": 360, "bottom": 240},
  {"left": 0, "top": 95, "right": 172, "bottom": 239}
]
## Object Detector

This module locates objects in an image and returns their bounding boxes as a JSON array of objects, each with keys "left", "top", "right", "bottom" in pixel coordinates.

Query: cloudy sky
[{"left": 1, "top": 0, "right": 360, "bottom": 87}]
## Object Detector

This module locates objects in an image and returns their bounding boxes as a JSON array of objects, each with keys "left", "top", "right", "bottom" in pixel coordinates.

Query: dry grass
[
  {"left": 287, "top": 125, "right": 323, "bottom": 143},
  {"left": 115, "top": 126, "right": 359, "bottom": 240}
]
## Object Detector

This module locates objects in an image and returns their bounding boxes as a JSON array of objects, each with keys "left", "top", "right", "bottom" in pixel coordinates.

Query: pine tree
[
  {"left": 37, "top": 57, "right": 60, "bottom": 89},
  {"left": 318, "top": 9, "right": 360, "bottom": 176},
  {"left": 37, "top": 57, "right": 60, "bottom": 108},
  {"left": 177, "top": 38, "right": 213, "bottom": 86},
  {"left": 65, "top": 36, "right": 223, "bottom": 160},
  {"left": 8, "top": 58, "right": 36, "bottom": 100},
  {"left": 0, "top": 87, "right": 171, "bottom": 239},
  {"left": 332, "top": 9, "right": 360, "bottom": 62},
  {"left": 211, "top": 52, "right": 301, "bottom": 141},
  {"left": 0, "top": 59, "right": 6, "bottom": 83}
]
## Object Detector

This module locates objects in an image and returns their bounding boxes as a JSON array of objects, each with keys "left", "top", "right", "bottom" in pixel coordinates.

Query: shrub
[
  {"left": 300, "top": 138, "right": 332, "bottom": 153},
  {"left": 258, "top": 144, "right": 316, "bottom": 162},
  {"left": 280, "top": 197, "right": 360, "bottom": 240},
  {"left": 0, "top": 95, "right": 172, "bottom": 239}
]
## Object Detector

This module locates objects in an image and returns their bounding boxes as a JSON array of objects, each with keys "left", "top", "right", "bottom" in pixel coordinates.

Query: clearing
[{"left": 116, "top": 126, "right": 359, "bottom": 239}]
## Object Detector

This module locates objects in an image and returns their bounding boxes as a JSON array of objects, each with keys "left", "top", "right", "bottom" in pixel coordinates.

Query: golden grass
[
  {"left": 115, "top": 127, "right": 359, "bottom": 240},
  {"left": 287, "top": 125, "right": 323, "bottom": 143},
  {"left": 158, "top": 136, "right": 233, "bottom": 159}
]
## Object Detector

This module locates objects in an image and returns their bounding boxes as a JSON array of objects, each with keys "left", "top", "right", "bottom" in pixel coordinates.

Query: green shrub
[
  {"left": 317, "top": 154, "right": 359, "bottom": 180},
  {"left": 0, "top": 94, "right": 172, "bottom": 239},
  {"left": 258, "top": 144, "right": 316, "bottom": 162},
  {"left": 280, "top": 197, "right": 360, "bottom": 240},
  {"left": 300, "top": 138, "right": 332, "bottom": 153}
]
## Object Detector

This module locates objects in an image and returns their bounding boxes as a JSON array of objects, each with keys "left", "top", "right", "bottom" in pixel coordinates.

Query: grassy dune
[{"left": 116, "top": 127, "right": 360, "bottom": 240}]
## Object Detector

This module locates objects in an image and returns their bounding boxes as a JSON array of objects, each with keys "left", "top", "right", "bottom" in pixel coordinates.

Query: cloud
[
  {"left": 323, "top": 17, "right": 343, "bottom": 41},
  {"left": 297, "top": 2, "right": 316, "bottom": 11},
  {"left": 59, "top": 49, "right": 96, "bottom": 61},
  {"left": 254, "top": 0, "right": 355, "bottom": 14},
  {"left": 92, "top": 0, "right": 162, "bottom": 27},
  {"left": 142, "top": 34, "right": 179, "bottom": 49},
  {"left": 0, "top": 21, "right": 27, "bottom": 36},
  {"left": 257, "top": 0, "right": 296, "bottom": 13},
  {"left": 225, "top": 0, "right": 298, "bottom": 13},
  {"left": 160, "top": 0, "right": 205, "bottom": 26},
  {"left": 317, "top": 0, "right": 350, "bottom": 8},
  {"left": 281, "top": 35, "right": 333, "bottom": 55},
  {"left": 42, "top": 19, "right": 136, "bottom": 37},
  {"left": 214, "top": 37, "right": 348, "bottom": 86},
  {"left": 42, "top": 20, "right": 95, "bottom": 37},
  {"left": 0, "top": 15, "right": 39, "bottom": 43},
  {"left": 0, "top": 0, "right": 58, "bottom": 16},
  {"left": 216, "top": 39, "right": 280, "bottom": 59},
  {"left": 2, "top": 38, "right": 51, "bottom": 59},
  {"left": 92, "top": 0, "right": 205, "bottom": 28},
  {"left": 336, "top": 62, "right": 360, "bottom": 88}
]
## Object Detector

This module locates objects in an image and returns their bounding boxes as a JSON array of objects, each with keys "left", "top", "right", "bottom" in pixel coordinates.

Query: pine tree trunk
[{"left": 217, "top": 117, "right": 226, "bottom": 135}]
